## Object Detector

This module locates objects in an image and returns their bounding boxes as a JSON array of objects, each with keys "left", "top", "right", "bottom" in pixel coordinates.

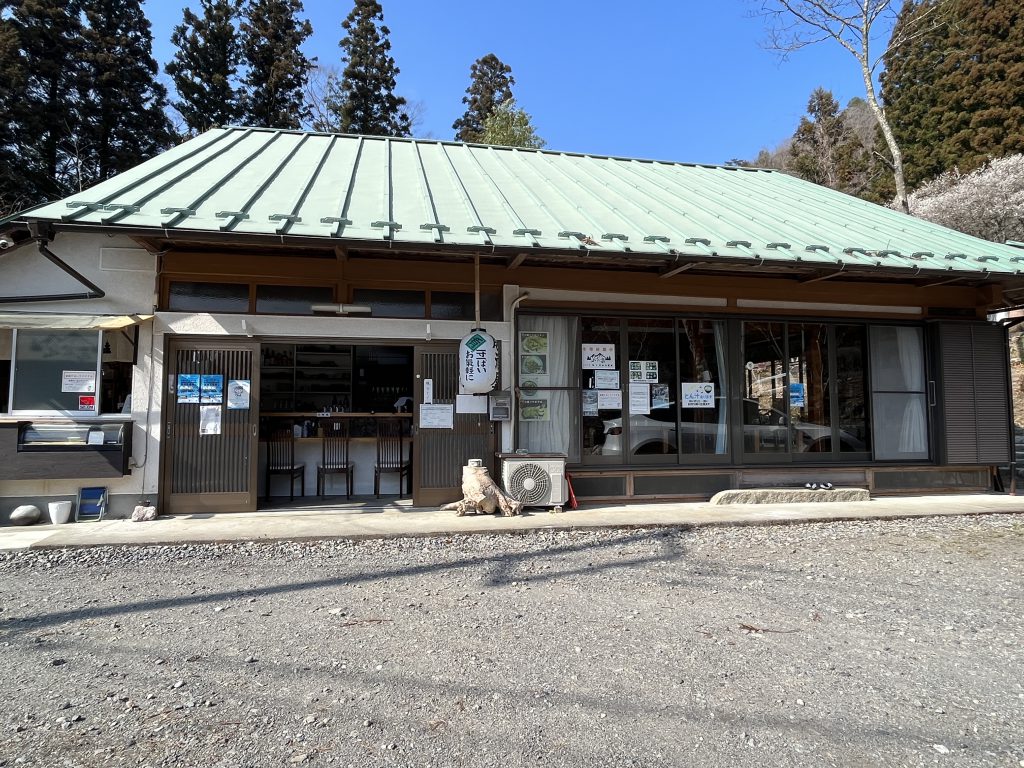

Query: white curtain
[
  {"left": 896, "top": 327, "right": 925, "bottom": 390},
  {"left": 871, "top": 326, "right": 928, "bottom": 459},
  {"left": 714, "top": 322, "right": 728, "bottom": 454},
  {"left": 517, "top": 315, "right": 579, "bottom": 460}
]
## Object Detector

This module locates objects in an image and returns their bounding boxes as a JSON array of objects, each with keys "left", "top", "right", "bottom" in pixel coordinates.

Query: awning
[{"left": 0, "top": 312, "right": 152, "bottom": 330}]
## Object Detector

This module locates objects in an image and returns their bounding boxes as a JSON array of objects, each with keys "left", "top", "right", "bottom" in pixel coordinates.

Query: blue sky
[{"left": 144, "top": 0, "right": 889, "bottom": 165}]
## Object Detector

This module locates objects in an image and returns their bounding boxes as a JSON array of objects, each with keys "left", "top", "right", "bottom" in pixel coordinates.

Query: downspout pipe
[{"left": 0, "top": 237, "right": 106, "bottom": 304}]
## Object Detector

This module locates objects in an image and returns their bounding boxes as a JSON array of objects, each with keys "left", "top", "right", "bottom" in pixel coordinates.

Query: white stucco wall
[
  {"left": 1, "top": 232, "right": 156, "bottom": 314},
  {"left": 0, "top": 232, "right": 159, "bottom": 505}
]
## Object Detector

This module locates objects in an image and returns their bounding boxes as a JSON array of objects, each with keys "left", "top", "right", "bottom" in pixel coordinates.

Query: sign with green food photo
[{"left": 519, "top": 398, "right": 549, "bottom": 421}]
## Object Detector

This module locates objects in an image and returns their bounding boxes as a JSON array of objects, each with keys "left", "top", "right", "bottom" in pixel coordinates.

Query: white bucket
[{"left": 47, "top": 501, "right": 73, "bottom": 525}]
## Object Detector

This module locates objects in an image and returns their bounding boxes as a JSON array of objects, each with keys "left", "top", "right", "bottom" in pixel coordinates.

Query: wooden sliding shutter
[{"left": 935, "top": 323, "right": 1011, "bottom": 464}]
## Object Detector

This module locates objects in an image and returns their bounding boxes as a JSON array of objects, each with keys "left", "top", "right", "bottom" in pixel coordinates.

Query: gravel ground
[{"left": 0, "top": 514, "right": 1022, "bottom": 768}]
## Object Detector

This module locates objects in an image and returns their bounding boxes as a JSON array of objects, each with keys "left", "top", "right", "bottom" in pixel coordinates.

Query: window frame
[{"left": 9, "top": 329, "right": 103, "bottom": 417}]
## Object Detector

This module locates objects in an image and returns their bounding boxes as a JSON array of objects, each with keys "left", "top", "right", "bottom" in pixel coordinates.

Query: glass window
[
  {"left": 430, "top": 291, "right": 502, "bottom": 321},
  {"left": 742, "top": 322, "right": 789, "bottom": 455},
  {"left": 580, "top": 317, "right": 622, "bottom": 460},
  {"left": 1, "top": 328, "right": 11, "bottom": 412},
  {"left": 679, "top": 319, "right": 729, "bottom": 456},
  {"left": 12, "top": 330, "right": 100, "bottom": 414},
  {"left": 168, "top": 281, "right": 250, "bottom": 312},
  {"left": 517, "top": 315, "right": 580, "bottom": 462},
  {"left": 256, "top": 285, "right": 334, "bottom": 315},
  {"left": 835, "top": 325, "right": 869, "bottom": 453},
  {"left": 352, "top": 289, "right": 426, "bottom": 318},
  {"left": 627, "top": 318, "right": 676, "bottom": 460},
  {"left": 870, "top": 326, "right": 928, "bottom": 460},
  {"left": 788, "top": 324, "right": 831, "bottom": 453}
]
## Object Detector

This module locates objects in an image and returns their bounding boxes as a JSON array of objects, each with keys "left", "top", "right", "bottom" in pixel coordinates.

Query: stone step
[{"left": 710, "top": 487, "right": 871, "bottom": 505}]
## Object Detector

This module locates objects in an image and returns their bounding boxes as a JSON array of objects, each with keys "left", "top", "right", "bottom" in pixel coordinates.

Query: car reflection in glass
[{"left": 598, "top": 400, "right": 866, "bottom": 455}]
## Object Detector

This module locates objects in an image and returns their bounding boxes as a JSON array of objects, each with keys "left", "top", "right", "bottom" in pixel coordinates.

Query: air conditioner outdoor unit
[{"left": 500, "top": 454, "right": 568, "bottom": 512}]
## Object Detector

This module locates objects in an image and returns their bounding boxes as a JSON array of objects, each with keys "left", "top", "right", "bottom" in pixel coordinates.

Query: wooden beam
[
  {"left": 507, "top": 253, "right": 527, "bottom": 270},
  {"left": 658, "top": 262, "right": 701, "bottom": 279},
  {"left": 920, "top": 276, "right": 964, "bottom": 288},
  {"left": 800, "top": 270, "right": 845, "bottom": 284}
]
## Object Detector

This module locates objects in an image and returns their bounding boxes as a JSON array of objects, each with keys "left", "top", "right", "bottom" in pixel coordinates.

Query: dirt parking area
[{"left": 1, "top": 514, "right": 1022, "bottom": 767}]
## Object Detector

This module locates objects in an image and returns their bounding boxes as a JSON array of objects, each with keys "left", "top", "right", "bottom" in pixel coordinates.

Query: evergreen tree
[
  {"left": 944, "top": 0, "right": 1024, "bottom": 167},
  {"left": 330, "top": 0, "right": 410, "bottom": 137},
  {"left": 790, "top": 88, "right": 847, "bottom": 188},
  {"left": 882, "top": 0, "right": 1024, "bottom": 188},
  {"left": 79, "top": 0, "right": 174, "bottom": 187},
  {"left": 0, "top": 0, "right": 88, "bottom": 203},
  {"left": 240, "top": 0, "right": 313, "bottom": 129},
  {"left": 166, "top": 0, "right": 244, "bottom": 135},
  {"left": 452, "top": 53, "right": 514, "bottom": 142},
  {"left": 0, "top": 4, "right": 27, "bottom": 212},
  {"left": 879, "top": 0, "right": 952, "bottom": 189},
  {"left": 479, "top": 99, "right": 545, "bottom": 149}
]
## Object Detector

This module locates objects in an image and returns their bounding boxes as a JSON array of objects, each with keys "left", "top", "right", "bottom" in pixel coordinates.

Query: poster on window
[
  {"left": 226, "top": 379, "right": 251, "bottom": 410},
  {"left": 176, "top": 373, "right": 200, "bottom": 404},
  {"left": 629, "top": 381, "right": 651, "bottom": 415},
  {"left": 519, "top": 398, "right": 550, "bottom": 421},
  {"left": 582, "top": 389, "right": 599, "bottom": 416},
  {"left": 199, "top": 405, "right": 222, "bottom": 435},
  {"left": 519, "top": 351, "right": 547, "bottom": 377},
  {"left": 597, "top": 389, "right": 622, "bottom": 410},
  {"left": 628, "top": 361, "right": 659, "bottom": 382},
  {"left": 789, "top": 382, "right": 806, "bottom": 408},
  {"left": 682, "top": 382, "right": 715, "bottom": 408},
  {"left": 61, "top": 370, "right": 96, "bottom": 393},
  {"left": 593, "top": 370, "right": 620, "bottom": 389},
  {"left": 651, "top": 384, "right": 670, "bottom": 410},
  {"left": 200, "top": 374, "right": 224, "bottom": 404},
  {"left": 520, "top": 331, "right": 548, "bottom": 356},
  {"left": 582, "top": 343, "right": 616, "bottom": 369},
  {"left": 519, "top": 374, "right": 549, "bottom": 396}
]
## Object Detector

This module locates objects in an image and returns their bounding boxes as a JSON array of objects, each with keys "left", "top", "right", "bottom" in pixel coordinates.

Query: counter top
[{"left": 0, "top": 415, "right": 132, "bottom": 425}]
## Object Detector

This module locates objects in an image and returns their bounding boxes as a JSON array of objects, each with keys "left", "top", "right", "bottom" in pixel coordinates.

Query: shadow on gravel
[{"left": 3, "top": 530, "right": 703, "bottom": 637}]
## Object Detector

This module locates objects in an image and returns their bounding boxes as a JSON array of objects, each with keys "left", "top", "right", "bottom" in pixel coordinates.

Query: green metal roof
[{"left": 20, "top": 126, "right": 1024, "bottom": 277}]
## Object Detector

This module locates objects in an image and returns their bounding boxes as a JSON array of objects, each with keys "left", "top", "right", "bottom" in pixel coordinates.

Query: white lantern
[{"left": 459, "top": 330, "right": 497, "bottom": 394}]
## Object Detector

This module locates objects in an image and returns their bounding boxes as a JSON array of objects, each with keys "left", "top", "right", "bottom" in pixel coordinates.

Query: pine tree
[
  {"left": 331, "top": 0, "right": 410, "bottom": 137},
  {"left": 452, "top": 53, "right": 515, "bottom": 142},
  {"left": 479, "top": 99, "right": 545, "bottom": 149},
  {"left": 0, "top": 5, "right": 27, "bottom": 212},
  {"left": 240, "top": 0, "right": 313, "bottom": 129},
  {"left": 78, "top": 0, "right": 174, "bottom": 187},
  {"left": 166, "top": 0, "right": 244, "bottom": 135},
  {"left": 790, "top": 88, "right": 847, "bottom": 188},
  {"left": 0, "top": 0, "right": 88, "bottom": 202}
]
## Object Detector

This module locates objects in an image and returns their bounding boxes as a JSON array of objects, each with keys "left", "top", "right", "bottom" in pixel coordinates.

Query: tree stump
[{"left": 441, "top": 462, "right": 522, "bottom": 517}]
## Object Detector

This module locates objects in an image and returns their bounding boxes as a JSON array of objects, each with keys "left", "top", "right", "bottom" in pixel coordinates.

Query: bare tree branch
[{"left": 756, "top": 0, "right": 916, "bottom": 211}]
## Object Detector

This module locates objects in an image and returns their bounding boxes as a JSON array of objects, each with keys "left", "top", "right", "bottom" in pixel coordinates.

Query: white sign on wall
[{"left": 420, "top": 403, "right": 454, "bottom": 429}]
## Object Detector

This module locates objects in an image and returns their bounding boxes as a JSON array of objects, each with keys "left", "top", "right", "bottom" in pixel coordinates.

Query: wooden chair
[
  {"left": 318, "top": 418, "right": 354, "bottom": 498},
  {"left": 374, "top": 418, "right": 410, "bottom": 498},
  {"left": 265, "top": 426, "right": 304, "bottom": 501}
]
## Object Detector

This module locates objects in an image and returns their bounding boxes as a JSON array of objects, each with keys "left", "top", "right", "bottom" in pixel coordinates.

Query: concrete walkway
[{"left": 2, "top": 493, "right": 1022, "bottom": 551}]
